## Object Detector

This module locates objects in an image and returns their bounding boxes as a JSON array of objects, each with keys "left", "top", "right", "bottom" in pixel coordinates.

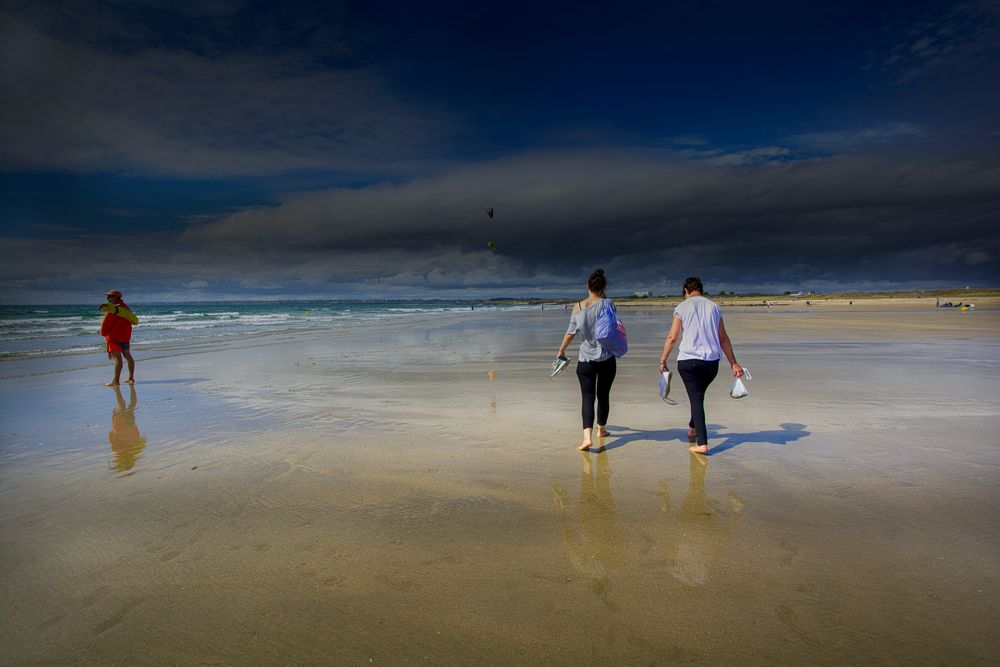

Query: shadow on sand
[
  {"left": 599, "top": 427, "right": 699, "bottom": 451},
  {"left": 598, "top": 422, "right": 810, "bottom": 455},
  {"left": 706, "top": 423, "right": 810, "bottom": 456}
]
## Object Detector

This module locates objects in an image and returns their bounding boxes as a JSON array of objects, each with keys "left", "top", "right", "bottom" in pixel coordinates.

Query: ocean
[{"left": 0, "top": 300, "right": 538, "bottom": 360}]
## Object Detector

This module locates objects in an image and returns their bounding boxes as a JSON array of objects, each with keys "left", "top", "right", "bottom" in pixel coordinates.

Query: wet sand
[{"left": 1, "top": 306, "right": 998, "bottom": 665}]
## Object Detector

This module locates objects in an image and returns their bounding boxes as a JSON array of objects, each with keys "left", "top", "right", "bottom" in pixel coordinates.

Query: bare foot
[
  {"left": 597, "top": 428, "right": 610, "bottom": 438},
  {"left": 124, "top": 379, "right": 135, "bottom": 384},
  {"left": 687, "top": 427, "right": 697, "bottom": 438},
  {"left": 578, "top": 441, "right": 593, "bottom": 451},
  {"left": 105, "top": 381, "right": 120, "bottom": 386},
  {"left": 688, "top": 444, "right": 709, "bottom": 455}
]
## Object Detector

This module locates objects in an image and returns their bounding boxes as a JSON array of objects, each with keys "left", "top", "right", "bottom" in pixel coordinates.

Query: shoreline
[{"left": 495, "top": 292, "right": 1000, "bottom": 312}]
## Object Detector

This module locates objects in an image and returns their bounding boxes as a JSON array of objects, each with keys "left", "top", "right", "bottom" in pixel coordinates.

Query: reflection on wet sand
[
  {"left": 553, "top": 451, "right": 625, "bottom": 608},
  {"left": 108, "top": 384, "right": 147, "bottom": 475},
  {"left": 662, "top": 454, "right": 744, "bottom": 586}
]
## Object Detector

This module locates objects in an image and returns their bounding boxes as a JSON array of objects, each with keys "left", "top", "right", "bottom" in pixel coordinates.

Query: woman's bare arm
[
  {"left": 659, "top": 315, "right": 682, "bottom": 372},
  {"left": 718, "top": 319, "right": 744, "bottom": 377}
]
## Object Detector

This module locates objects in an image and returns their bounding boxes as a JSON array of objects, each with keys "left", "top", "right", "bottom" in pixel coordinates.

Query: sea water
[{"left": 0, "top": 301, "right": 536, "bottom": 360}]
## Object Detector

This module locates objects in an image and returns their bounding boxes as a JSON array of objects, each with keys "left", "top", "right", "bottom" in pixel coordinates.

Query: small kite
[
  {"left": 486, "top": 240, "right": 497, "bottom": 253},
  {"left": 484, "top": 207, "right": 494, "bottom": 218}
]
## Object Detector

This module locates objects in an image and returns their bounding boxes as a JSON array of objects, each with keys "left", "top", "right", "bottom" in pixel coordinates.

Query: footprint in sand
[
  {"left": 375, "top": 574, "right": 420, "bottom": 591},
  {"left": 150, "top": 545, "right": 181, "bottom": 562},
  {"left": 92, "top": 600, "right": 140, "bottom": 636},
  {"left": 35, "top": 615, "right": 64, "bottom": 631},
  {"left": 775, "top": 605, "right": 817, "bottom": 646}
]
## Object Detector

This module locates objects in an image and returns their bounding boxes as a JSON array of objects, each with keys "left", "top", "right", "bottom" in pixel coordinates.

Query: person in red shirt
[{"left": 99, "top": 289, "right": 138, "bottom": 386}]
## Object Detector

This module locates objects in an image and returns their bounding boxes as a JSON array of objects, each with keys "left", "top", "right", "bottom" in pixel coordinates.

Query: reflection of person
[
  {"left": 108, "top": 384, "right": 147, "bottom": 474},
  {"left": 659, "top": 277, "right": 743, "bottom": 454},
  {"left": 662, "top": 454, "right": 744, "bottom": 587},
  {"left": 556, "top": 269, "right": 617, "bottom": 451},
  {"left": 99, "top": 289, "right": 138, "bottom": 386},
  {"left": 553, "top": 451, "right": 625, "bottom": 606}
]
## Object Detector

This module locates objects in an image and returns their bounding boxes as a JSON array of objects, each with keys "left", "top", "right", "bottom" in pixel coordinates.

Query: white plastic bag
[
  {"left": 659, "top": 369, "right": 672, "bottom": 400},
  {"left": 730, "top": 368, "right": 752, "bottom": 399}
]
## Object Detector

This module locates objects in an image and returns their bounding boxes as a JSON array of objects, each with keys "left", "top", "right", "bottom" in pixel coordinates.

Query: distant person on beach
[
  {"left": 556, "top": 268, "right": 617, "bottom": 451},
  {"left": 659, "top": 277, "right": 744, "bottom": 454},
  {"left": 99, "top": 289, "right": 138, "bottom": 386}
]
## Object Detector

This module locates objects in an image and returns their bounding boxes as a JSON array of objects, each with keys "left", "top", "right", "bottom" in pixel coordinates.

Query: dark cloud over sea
[{"left": 2, "top": 1, "right": 998, "bottom": 302}]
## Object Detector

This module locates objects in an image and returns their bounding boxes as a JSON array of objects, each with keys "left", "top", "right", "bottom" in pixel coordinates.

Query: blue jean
[{"left": 677, "top": 359, "right": 719, "bottom": 445}]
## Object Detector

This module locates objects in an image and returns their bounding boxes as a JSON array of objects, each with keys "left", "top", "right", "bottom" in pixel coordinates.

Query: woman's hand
[
  {"left": 732, "top": 362, "right": 744, "bottom": 377},
  {"left": 659, "top": 357, "right": 668, "bottom": 373}
]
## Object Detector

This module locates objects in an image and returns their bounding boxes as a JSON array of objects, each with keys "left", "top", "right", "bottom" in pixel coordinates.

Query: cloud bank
[{"left": 2, "top": 144, "right": 997, "bottom": 302}]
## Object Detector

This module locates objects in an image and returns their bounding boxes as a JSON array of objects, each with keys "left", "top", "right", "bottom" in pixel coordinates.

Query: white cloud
[
  {"left": 867, "top": 1, "right": 1000, "bottom": 83},
  {"left": 789, "top": 123, "right": 926, "bottom": 151}
]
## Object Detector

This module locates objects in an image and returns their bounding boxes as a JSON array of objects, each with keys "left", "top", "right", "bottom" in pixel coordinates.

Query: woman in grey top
[{"left": 556, "top": 269, "right": 617, "bottom": 451}]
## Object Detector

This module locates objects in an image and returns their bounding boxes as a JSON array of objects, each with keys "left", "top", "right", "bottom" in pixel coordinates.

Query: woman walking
[
  {"left": 556, "top": 269, "right": 618, "bottom": 451},
  {"left": 659, "top": 277, "right": 744, "bottom": 454}
]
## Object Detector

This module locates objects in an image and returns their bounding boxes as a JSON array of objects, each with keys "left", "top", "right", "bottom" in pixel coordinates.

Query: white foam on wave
[
  {"left": 0, "top": 327, "right": 92, "bottom": 340},
  {"left": 0, "top": 344, "right": 101, "bottom": 359},
  {"left": 0, "top": 303, "right": 500, "bottom": 359},
  {"left": 0, "top": 316, "right": 89, "bottom": 327}
]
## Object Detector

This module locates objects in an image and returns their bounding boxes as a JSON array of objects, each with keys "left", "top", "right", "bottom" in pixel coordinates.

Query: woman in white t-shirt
[{"left": 658, "top": 277, "right": 744, "bottom": 454}]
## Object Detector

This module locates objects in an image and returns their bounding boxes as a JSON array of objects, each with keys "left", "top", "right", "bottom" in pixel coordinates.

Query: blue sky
[{"left": 1, "top": 0, "right": 998, "bottom": 302}]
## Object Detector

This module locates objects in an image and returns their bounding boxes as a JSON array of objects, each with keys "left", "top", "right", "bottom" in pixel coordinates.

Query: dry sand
[{"left": 1, "top": 304, "right": 998, "bottom": 665}]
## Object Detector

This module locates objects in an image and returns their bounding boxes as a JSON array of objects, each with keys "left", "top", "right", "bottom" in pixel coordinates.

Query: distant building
[{"left": 633, "top": 291, "right": 650, "bottom": 298}]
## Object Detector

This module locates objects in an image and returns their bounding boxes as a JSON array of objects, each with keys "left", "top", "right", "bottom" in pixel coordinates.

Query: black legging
[
  {"left": 677, "top": 359, "right": 719, "bottom": 445},
  {"left": 576, "top": 357, "right": 617, "bottom": 429}
]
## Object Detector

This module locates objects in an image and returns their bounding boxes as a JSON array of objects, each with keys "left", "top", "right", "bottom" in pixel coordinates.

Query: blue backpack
[{"left": 595, "top": 299, "right": 628, "bottom": 357}]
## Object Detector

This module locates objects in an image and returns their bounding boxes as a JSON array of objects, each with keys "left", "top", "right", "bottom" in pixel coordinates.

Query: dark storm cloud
[
  {"left": 0, "top": 4, "right": 457, "bottom": 177},
  {"left": 176, "top": 142, "right": 1000, "bottom": 292},
  {"left": 3, "top": 137, "right": 997, "bottom": 302}
]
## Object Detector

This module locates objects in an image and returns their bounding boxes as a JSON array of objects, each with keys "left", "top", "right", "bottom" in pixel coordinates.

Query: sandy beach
[{"left": 1, "top": 305, "right": 998, "bottom": 665}]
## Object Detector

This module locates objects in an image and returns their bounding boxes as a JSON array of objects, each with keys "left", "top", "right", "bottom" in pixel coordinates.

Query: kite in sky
[{"left": 482, "top": 208, "right": 497, "bottom": 253}]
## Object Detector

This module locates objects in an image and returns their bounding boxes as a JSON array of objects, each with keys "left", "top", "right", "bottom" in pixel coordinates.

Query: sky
[{"left": 1, "top": 0, "right": 999, "bottom": 303}]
